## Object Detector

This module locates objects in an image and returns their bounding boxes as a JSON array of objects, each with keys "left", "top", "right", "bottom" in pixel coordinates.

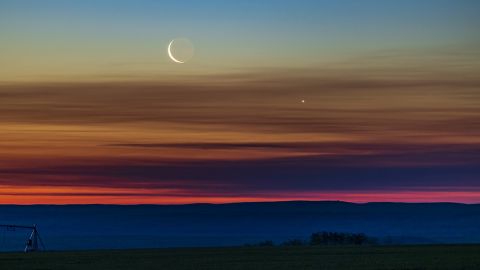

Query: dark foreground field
[{"left": 1, "top": 245, "right": 480, "bottom": 270}]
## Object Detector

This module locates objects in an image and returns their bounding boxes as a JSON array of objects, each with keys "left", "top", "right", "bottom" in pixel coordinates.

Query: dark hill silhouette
[{"left": 1, "top": 201, "right": 479, "bottom": 250}]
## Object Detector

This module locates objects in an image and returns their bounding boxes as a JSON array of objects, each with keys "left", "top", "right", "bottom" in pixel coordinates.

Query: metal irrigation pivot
[{"left": 0, "top": 224, "right": 46, "bottom": 252}]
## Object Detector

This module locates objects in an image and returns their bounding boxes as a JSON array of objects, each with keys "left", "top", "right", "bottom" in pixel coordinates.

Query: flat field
[{"left": 1, "top": 244, "right": 479, "bottom": 270}]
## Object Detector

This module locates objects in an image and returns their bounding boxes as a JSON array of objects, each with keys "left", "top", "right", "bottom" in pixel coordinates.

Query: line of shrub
[{"left": 247, "top": 231, "right": 377, "bottom": 247}]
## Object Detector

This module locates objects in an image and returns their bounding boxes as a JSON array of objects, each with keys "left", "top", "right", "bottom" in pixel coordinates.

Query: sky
[{"left": 0, "top": 0, "right": 480, "bottom": 204}]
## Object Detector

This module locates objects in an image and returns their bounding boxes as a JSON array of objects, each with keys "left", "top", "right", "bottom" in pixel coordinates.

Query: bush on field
[{"left": 310, "top": 231, "right": 377, "bottom": 246}]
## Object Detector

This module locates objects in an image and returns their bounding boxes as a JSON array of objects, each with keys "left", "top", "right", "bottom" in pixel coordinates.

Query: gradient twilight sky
[{"left": 1, "top": 0, "right": 480, "bottom": 204}]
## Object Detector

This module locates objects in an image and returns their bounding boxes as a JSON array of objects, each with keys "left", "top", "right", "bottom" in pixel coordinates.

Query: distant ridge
[
  {"left": 1, "top": 201, "right": 479, "bottom": 251},
  {"left": 3, "top": 200, "right": 478, "bottom": 207}
]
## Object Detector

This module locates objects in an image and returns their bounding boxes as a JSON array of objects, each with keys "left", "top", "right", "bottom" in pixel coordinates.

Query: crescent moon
[{"left": 167, "top": 40, "right": 184, "bottom": 64}]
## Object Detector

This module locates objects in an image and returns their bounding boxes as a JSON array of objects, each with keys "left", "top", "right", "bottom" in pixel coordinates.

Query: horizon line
[{"left": 1, "top": 200, "right": 478, "bottom": 206}]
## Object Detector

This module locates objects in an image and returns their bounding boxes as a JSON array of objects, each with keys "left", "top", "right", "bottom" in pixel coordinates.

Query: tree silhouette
[{"left": 310, "top": 231, "right": 376, "bottom": 246}]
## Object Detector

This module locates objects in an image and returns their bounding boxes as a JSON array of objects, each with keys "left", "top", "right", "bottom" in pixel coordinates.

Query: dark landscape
[
  {"left": 1, "top": 201, "right": 480, "bottom": 251},
  {"left": 2, "top": 245, "right": 480, "bottom": 270}
]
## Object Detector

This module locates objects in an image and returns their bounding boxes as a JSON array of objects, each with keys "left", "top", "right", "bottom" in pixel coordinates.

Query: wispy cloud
[{"left": 1, "top": 64, "right": 479, "bottom": 203}]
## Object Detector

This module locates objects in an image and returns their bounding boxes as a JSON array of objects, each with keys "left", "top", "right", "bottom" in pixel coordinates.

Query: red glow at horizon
[{"left": 0, "top": 186, "right": 479, "bottom": 205}]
